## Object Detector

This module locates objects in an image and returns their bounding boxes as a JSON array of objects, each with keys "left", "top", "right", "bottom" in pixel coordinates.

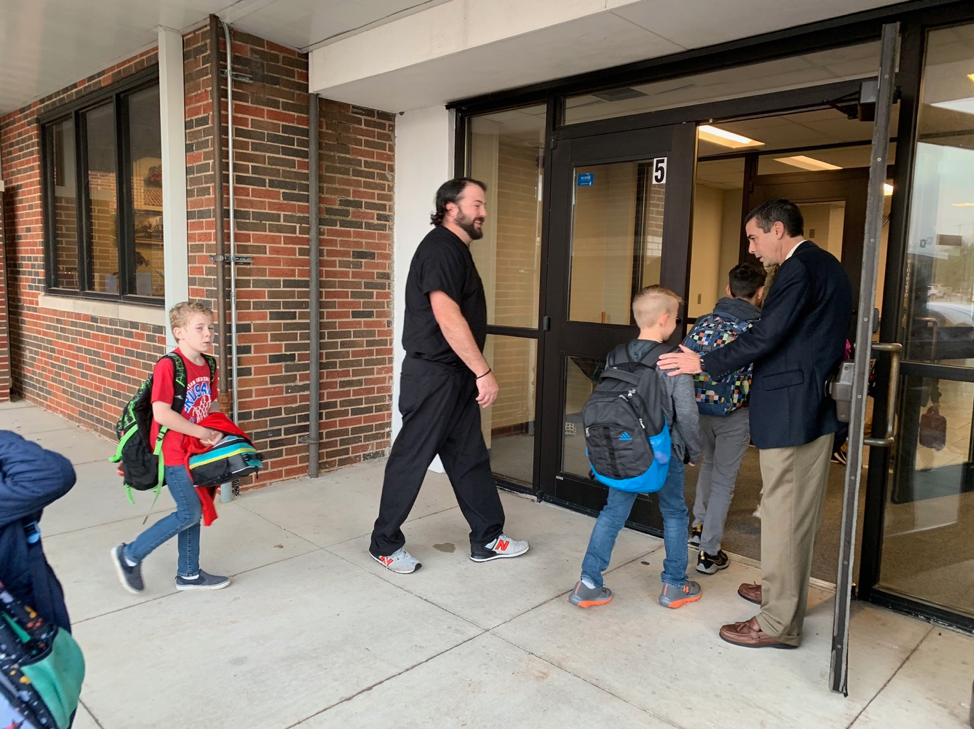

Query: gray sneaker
[
  {"left": 658, "top": 580, "right": 702, "bottom": 609},
  {"left": 688, "top": 524, "right": 702, "bottom": 548},
  {"left": 371, "top": 548, "right": 422, "bottom": 574},
  {"left": 568, "top": 580, "right": 613, "bottom": 608},
  {"left": 175, "top": 570, "right": 230, "bottom": 591},
  {"left": 111, "top": 543, "right": 144, "bottom": 594},
  {"left": 470, "top": 534, "right": 529, "bottom": 562}
]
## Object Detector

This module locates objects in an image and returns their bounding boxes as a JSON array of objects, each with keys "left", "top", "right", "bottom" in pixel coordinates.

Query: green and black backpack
[{"left": 109, "top": 352, "right": 216, "bottom": 500}]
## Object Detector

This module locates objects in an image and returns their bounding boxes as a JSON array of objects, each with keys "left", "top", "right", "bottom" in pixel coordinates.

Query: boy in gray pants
[{"left": 684, "top": 263, "right": 765, "bottom": 574}]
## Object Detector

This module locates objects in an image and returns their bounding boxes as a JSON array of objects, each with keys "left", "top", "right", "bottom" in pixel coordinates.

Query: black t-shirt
[{"left": 402, "top": 225, "right": 487, "bottom": 365}]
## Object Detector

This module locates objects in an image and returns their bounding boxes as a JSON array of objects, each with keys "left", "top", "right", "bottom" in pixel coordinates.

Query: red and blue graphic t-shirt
[{"left": 150, "top": 349, "right": 218, "bottom": 465}]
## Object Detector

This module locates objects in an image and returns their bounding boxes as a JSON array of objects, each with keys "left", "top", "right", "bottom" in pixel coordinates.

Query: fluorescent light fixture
[
  {"left": 884, "top": 183, "right": 894, "bottom": 196},
  {"left": 953, "top": 202, "right": 974, "bottom": 207},
  {"left": 698, "top": 125, "right": 763, "bottom": 149},
  {"left": 774, "top": 155, "right": 842, "bottom": 171},
  {"left": 931, "top": 98, "right": 974, "bottom": 116},
  {"left": 968, "top": 73, "right": 974, "bottom": 83}
]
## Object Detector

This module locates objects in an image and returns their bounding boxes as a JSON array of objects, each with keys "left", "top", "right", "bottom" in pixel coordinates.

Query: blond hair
[
  {"left": 169, "top": 301, "right": 214, "bottom": 332},
  {"left": 632, "top": 285, "right": 680, "bottom": 328}
]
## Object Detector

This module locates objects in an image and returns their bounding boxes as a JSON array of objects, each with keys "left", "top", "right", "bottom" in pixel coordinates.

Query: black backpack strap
[
  {"left": 635, "top": 342, "right": 673, "bottom": 370},
  {"left": 203, "top": 354, "right": 217, "bottom": 391},
  {"left": 165, "top": 351, "right": 189, "bottom": 414},
  {"left": 605, "top": 343, "right": 630, "bottom": 368}
]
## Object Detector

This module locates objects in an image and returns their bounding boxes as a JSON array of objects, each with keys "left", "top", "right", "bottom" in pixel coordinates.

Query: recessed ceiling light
[
  {"left": 775, "top": 155, "right": 842, "bottom": 171},
  {"left": 698, "top": 125, "right": 764, "bottom": 149},
  {"left": 884, "top": 183, "right": 894, "bottom": 196},
  {"left": 968, "top": 73, "right": 974, "bottom": 83}
]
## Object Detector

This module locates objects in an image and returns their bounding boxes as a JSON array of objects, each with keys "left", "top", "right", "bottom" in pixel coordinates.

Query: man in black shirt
[{"left": 368, "top": 177, "right": 530, "bottom": 573}]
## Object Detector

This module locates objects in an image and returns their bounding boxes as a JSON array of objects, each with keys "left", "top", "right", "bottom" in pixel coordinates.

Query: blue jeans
[
  {"left": 125, "top": 465, "right": 202, "bottom": 577},
  {"left": 580, "top": 457, "right": 688, "bottom": 588}
]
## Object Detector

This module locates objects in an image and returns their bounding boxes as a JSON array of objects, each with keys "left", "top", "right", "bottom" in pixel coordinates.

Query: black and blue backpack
[
  {"left": 109, "top": 352, "right": 216, "bottom": 500},
  {"left": 582, "top": 343, "right": 672, "bottom": 493}
]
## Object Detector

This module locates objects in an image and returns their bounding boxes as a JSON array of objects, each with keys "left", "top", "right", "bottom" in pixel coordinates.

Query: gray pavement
[{"left": 2, "top": 400, "right": 972, "bottom": 729}]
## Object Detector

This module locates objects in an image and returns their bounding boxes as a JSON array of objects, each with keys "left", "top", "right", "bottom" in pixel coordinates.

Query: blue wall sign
[{"left": 577, "top": 173, "right": 594, "bottom": 187}]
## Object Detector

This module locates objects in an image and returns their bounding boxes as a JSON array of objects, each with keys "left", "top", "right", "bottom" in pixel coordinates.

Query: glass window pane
[
  {"left": 128, "top": 86, "right": 164, "bottom": 297},
  {"left": 566, "top": 42, "right": 882, "bottom": 125},
  {"left": 85, "top": 103, "right": 117, "bottom": 294},
  {"left": 50, "top": 118, "right": 79, "bottom": 290},
  {"left": 562, "top": 355, "right": 602, "bottom": 477},
  {"left": 882, "top": 375, "right": 974, "bottom": 619},
  {"left": 901, "top": 23, "right": 974, "bottom": 365},
  {"left": 569, "top": 160, "right": 664, "bottom": 324},
  {"left": 483, "top": 334, "right": 537, "bottom": 486},
  {"left": 689, "top": 157, "right": 744, "bottom": 319},
  {"left": 468, "top": 105, "right": 545, "bottom": 328}
]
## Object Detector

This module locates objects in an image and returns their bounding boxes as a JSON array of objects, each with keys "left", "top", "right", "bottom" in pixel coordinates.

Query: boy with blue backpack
[
  {"left": 111, "top": 301, "right": 230, "bottom": 594},
  {"left": 683, "top": 263, "right": 764, "bottom": 574},
  {"left": 569, "top": 285, "right": 703, "bottom": 610}
]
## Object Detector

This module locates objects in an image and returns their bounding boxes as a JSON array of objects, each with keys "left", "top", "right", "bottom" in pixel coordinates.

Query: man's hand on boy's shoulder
[{"left": 658, "top": 345, "right": 702, "bottom": 376}]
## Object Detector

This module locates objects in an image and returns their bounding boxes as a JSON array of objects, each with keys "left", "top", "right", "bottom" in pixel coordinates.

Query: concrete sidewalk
[{"left": 2, "top": 400, "right": 972, "bottom": 729}]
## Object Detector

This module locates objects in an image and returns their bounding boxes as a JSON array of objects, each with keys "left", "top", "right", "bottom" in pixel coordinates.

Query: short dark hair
[
  {"left": 745, "top": 198, "right": 804, "bottom": 238},
  {"left": 728, "top": 262, "right": 766, "bottom": 299},
  {"left": 430, "top": 177, "right": 487, "bottom": 226}
]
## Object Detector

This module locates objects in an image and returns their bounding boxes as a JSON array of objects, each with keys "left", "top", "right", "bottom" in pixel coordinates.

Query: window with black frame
[{"left": 43, "top": 78, "right": 164, "bottom": 301}]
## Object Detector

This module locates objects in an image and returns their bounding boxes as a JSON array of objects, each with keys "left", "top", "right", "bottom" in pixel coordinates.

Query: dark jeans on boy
[
  {"left": 370, "top": 356, "right": 505, "bottom": 557},
  {"left": 581, "top": 458, "right": 688, "bottom": 588},
  {"left": 125, "top": 465, "right": 202, "bottom": 577}
]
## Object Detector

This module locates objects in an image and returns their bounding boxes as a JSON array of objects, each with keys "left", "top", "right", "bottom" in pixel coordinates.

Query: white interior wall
[
  {"left": 689, "top": 183, "right": 723, "bottom": 318},
  {"left": 392, "top": 105, "right": 455, "bottom": 469}
]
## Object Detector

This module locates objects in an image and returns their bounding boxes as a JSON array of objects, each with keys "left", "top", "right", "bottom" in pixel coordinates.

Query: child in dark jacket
[{"left": 0, "top": 430, "right": 76, "bottom": 632}]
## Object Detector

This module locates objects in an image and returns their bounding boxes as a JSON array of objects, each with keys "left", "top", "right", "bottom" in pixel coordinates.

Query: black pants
[{"left": 369, "top": 356, "right": 505, "bottom": 557}]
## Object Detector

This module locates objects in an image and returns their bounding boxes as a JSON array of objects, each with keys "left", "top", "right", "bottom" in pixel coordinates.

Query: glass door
[
  {"left": 862, "top": 21, "right": 974, "bottom": 629},
  {"left": 538, "top": 123, "right": 696, "bottom": 532}
]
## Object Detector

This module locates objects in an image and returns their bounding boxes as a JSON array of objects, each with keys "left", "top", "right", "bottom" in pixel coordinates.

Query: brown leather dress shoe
[
  {"left": 738, "top": 582, "right": 761, "bottom": 605},
  {"left": 719, "top": 616, "right": 797, "bottom": 649}
]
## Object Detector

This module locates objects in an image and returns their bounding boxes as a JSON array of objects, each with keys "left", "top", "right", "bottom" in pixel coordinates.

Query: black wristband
[{"left": 476, "top": 367, "right": 492, "bottom": 379}]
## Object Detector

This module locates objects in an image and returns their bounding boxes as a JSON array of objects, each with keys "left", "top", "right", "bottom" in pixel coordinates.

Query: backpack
[
  {"left": 683, "top": 311, "right": 753, "bottom": 416},
  {"left": 0, "top": 583, "right": 85, "bottom": 729},
  {"left": 582, "top": 343, "right": 672, "bottom": 494},
  {"left": 187, "top": 433, "right": 263, "bottom": 486},
  {"left": 109, "top": 352, "right": 216, "bottom": 500}
]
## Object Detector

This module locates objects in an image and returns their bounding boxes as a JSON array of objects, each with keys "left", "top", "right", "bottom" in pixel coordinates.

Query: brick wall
[
  {"left": 319, "top": 101, "right": 394, "bottom": 469},
  {"left": 0, "top": 168, "right": 9, "bottom": 401},
  {"left": 0, "top": 48, "right": 165, "bottom": 427},
  {"left": 0, "top": 28, "right": 395, "bottom": 484}
]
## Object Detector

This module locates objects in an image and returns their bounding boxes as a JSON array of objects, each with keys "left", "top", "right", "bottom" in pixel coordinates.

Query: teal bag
[{"left": 0, "top": 584, "right": 85, "bottom": 729}]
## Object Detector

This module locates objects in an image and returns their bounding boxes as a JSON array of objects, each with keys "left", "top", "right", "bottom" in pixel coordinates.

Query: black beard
[{"left": 457, "top": 217, "right": 484, "bottom": 240}]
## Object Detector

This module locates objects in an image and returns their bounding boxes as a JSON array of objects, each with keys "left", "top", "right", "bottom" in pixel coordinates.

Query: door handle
[{"left": 864, "top": 342, "right": 902, "bottom": 448}]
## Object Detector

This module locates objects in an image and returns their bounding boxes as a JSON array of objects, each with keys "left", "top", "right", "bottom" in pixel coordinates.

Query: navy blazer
[
  {"left": 702, "top": 241, "right": 853, "bottom": 449},
  {"left": 0, "top": 430, "right": 76, "bottom": 631}
]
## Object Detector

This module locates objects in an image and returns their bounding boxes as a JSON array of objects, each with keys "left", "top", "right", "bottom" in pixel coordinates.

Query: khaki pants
[{"left": 756, "top": 433, "right": 834, "bottom": 646}]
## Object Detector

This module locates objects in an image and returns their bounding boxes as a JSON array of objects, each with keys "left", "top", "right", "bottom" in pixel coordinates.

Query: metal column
[{"left": 830, "top": 21, "right": 900, "bottom": 696}]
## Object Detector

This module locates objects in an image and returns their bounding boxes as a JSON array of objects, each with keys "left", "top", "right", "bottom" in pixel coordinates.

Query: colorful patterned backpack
[
  {"left": 683, "top": 311, "right": 753, "bottom": 416},
  {"left": 0, "top": 584, "right": 85, "bottom": 729}
]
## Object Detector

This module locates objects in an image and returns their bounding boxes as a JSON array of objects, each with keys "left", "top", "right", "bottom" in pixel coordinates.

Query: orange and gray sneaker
[
  {"left": 568, "top": 580, "right": 613, "bottom": 608},
  {"left": 658, "top": 580, "right": 702, "bottom": 609}
]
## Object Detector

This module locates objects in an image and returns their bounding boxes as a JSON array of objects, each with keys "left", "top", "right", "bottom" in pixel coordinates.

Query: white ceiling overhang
[
  {"left": 309, "top": 0, "right": 908, "bottom": 112},
  {"left": 0, "top": 0, "right": 450, "bottom": 117},
  {"left": 0, "top": 0, "right": 910, "bottom": 119}
]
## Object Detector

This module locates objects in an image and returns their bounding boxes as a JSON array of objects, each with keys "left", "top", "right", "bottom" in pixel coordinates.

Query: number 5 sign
[{"left": 652, "top": 157, "right": 667, "bottom": 184}]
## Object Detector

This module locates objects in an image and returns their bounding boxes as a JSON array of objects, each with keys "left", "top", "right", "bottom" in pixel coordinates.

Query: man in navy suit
[{"left": 660, "top": 199, "right": 852, "bottom": 648}]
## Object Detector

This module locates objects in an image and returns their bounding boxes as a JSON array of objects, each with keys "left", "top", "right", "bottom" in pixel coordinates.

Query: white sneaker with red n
[{"left": 470, "top": 533, "right": 529, "bottom": 562}]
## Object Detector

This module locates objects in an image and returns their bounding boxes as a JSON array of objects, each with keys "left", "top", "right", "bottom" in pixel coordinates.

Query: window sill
[{"left": 38, "top": 293, "right": 165, "bottom": 328}]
